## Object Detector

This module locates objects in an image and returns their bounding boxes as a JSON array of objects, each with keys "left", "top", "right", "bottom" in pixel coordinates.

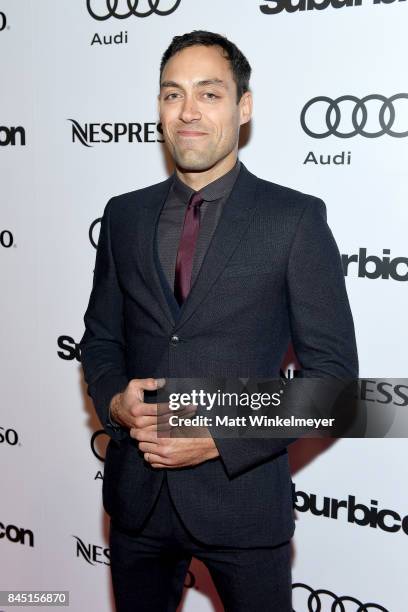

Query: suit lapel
[
  {"left": 136, "top": 176, "right": 177, "bottom": 327},
  {"left": 175, "top": 163, "right": 260, "bottom": 330}
]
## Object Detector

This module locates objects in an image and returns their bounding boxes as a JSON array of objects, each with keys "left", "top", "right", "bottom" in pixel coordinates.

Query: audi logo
[
  {"left": 300, "top": 94, "right": 408, "bottom": 138},
  {"left": 91, "top": 429, "right": 109, "bottom": 462},
  {"left": 292, "top": 583, "right": 389, "bottom": 612},
  {"left": 86, "top": 0, "right": 182, "bottom": 20},
  {"left": 89, "top": 218, "right": 101, "bottom": 249}
]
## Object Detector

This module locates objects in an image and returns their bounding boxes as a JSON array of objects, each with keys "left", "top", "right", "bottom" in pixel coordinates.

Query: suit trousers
[{"left": 109, "top": 473, "right": 292, "bottom": 612}]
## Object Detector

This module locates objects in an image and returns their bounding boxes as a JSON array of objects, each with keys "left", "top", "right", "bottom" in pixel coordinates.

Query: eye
[
  {"left": 164, "top": 93, "right": 181, "bottom": 100},
  {"left": 203, "top": 92, "right": 220, "bottom": 100}
]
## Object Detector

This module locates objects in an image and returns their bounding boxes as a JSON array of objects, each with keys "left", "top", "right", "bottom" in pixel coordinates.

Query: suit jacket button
[{"left": 170, "top": 334, "right": 180, "bottom": 345}]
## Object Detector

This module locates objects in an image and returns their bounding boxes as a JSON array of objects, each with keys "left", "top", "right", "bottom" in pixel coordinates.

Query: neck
[{"left": 175, "top": 151, "right": 238, "bottom": 191}]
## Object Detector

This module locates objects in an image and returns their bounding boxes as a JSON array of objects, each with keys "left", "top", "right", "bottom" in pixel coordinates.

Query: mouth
[{"left": 176, "top": 130, "right": 208, "bottom": 138}]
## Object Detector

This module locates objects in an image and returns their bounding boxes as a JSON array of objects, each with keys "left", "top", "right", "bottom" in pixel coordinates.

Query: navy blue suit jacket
[{"left": 79, "top": 163, "right": 358, "bottom": 546}]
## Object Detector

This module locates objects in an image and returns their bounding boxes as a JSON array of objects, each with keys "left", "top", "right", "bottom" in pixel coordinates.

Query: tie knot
[{"left": 188, "top": 192, "right": 204, "bottom": 209}]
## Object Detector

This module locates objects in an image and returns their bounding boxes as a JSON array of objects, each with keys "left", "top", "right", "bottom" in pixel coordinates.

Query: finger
[
  {"left": 157, "top": 402, "right": 198, "bottom": 417},
  {"left": 155, "top": 421, "right": 173, "bottom": 433},
  {"left": 133, "top": 427, "right": 173, "bottom": 443},
  {"left": 136, "top": 398, "right": 193, "bottom": 419},
  {"left": 155, "top": 414, "right": 194, "bottom": 428},
  {"left": 131, "top": 417, "right": 172, "bottom": 433},
  {"left": 155, "top": 411, "right": 194, "bottom": 426},
  {"left": 141, "top": 421, "right": 173, "bottom": 433},
  {"left": 128, "top": 378, "right": 166, "bottom": 400},
  {"left": 138, "top": 377, "right": 166, "bottom": 390},
  {"left": 129, "top": 403, "right": 162, "bottom": 420},
  {"left": 130, "top": 428, "right": 159, "bottom": 443},
  {"left": 156, "top": 402, "right": 173, "bottom": 417},
  {"left": 150, "top": 460, "right": 190, "bottom": 469},
  {"left": 143, "top": 412, "right": 185, "bottom": 427},
  {"left": 176, "top": 403, "right": 198, "bottom": 416},
  {"left": 131, "top": 424, "right": 172, "bottom": 441},
  {"left": 144, "top": 451, "right": 171, "bottom": 463},
  {"left": 143, "top": 445, "right": 171, "bottom": 465},
  {"left": 132, "top": 414, "right": 160, "bottom": 428},
  {"left": 139, "top": 442, "right": 161, "bottom": 454},
  {"left": 127, "top": 378, "right": 155, "bottom": 402}
]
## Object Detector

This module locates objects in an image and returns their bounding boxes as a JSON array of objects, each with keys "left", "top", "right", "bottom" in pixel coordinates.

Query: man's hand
[
  {"left": 134, "top": 427, "right": 220, "bottom": 468},
  {"left": 110, "top": 377, "right": 220, "bottom": 468},
  {"left": 110, "top": 377, "right": 195, "bottom": 434}
]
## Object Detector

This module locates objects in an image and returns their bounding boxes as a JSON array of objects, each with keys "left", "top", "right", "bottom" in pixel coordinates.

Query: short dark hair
[{"left": 160, "top": 30, "right": 251, "bottom": 103}]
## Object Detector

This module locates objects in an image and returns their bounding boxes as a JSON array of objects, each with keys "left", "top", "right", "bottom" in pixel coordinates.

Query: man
[{"left": 80, "top": 31, "right": 358, "bottom": 612}]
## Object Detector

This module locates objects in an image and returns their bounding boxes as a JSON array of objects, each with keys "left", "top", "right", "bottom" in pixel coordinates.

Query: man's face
[{"left": 159, "top": 44, "right": 251, "bottom": 172}]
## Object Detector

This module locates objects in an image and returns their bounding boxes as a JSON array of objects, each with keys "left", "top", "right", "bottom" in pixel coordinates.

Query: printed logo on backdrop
[
  {"left": 302, "top": 95, "right": 408, "bottom": 139},
  {"left": 57, "top": 336, "right": 81, "bottom": 361},
  {"left": 260, "top": 0, "right": 405, "bottom": 15},
  {"left": 91, "top": 30, "right": 128, "bottom": 46},
  {"left": 0, "top": 230, "right": 14, "bottom": 248},
  {"left": 73, "top": 535, "right": 110, "bottom": 565},
  {"left": 0, "top": 126, "right": 26, "bottom": 146},
  {"left": 86, "top": 0, "right": 182, "bottom": 20},
  {"left": 342, "top": 249, "right": 408, "bottom": 281},
  {"left": 91, "top": 430, "right": 108, "bottom": 463},
  {"left": 292, "top": 583, "right": 388, "bottom": 612},
  {"left": 294, "top": 486, "right": 408, "bottom": 535},
  {"left": 73, "top": 533, "right": 197, "bottom": 587},
  {"left": 91, "top": 430, "right": 109, "bottom": 480},
  {"left": 68, "top": 119, "right": 164, "bottom": 147},
  {"left": 0, "top": 427, "right": 19, "bottom": 446},
  {"left": 0, "top": 11, "right": 8, "bottom": 31},
  {"left": 358, "top": 379, "right": 408, "bottom": 406},
  {"left": 0, "top": 521, "right": 34, "bottom": 547},
  {"left": 89, "top": 218, "right": 101, "bottom": 249},
  {"left": 88, "top": 0, "right": 181, "bottom": 44},
  {"left": 301, "top": 94, "right": 408, "bottom": 166}
]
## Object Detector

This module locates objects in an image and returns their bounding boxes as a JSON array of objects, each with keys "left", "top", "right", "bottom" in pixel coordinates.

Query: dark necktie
[{"left": 174, "top": 192, "right": 204, "bottom": 306}]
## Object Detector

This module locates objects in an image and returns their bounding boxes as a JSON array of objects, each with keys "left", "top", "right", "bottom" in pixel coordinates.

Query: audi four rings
[
  {"left": 86, "top": 0, "right": 182, "bottom": 19},
  {"left": 292, "top": 583, "right": 389, "bottom": 612},
  {"left": 300, "top": 94, "right": 408, "bottom": 138}
]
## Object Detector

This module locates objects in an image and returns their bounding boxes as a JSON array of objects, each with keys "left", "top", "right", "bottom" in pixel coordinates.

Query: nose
[{"left": 179, "top": 95, "right": 202, "bottom": 123}]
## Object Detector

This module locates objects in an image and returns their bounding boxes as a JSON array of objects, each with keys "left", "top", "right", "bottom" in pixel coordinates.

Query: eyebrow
[{"left": 160, "top": 78, "right": 227, "bottom": 89}]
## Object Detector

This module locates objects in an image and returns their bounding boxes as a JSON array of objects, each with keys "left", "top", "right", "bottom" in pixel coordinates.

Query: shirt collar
[{"left": 171, "top": 159, "right": 241, "bottom": 203}]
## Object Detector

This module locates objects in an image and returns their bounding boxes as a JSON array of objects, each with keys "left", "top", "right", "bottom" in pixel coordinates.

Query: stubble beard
[{"left": 171, "top": 143, "right": 217, "bottom": 173}]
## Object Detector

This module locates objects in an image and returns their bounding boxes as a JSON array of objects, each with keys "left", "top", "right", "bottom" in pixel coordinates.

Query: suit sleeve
[
  {"left": 286, "top": 198, "right": 358, "bottom": 380},
  {"left": 213, "top": 198, "right": 359, "bottom": 479},
  {"left": 79, "top": 198, "right": 129, "bottom": 443}
]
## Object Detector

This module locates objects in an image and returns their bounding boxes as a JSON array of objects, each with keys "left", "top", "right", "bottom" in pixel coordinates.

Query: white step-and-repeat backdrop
[{"left": 1, "top": 1, "right": 407, "bottom": 610}]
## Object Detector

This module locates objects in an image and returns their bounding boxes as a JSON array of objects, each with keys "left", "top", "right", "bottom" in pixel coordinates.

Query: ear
[{"left": 239, "top": 91, "right": 253, "bottom": 127}]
